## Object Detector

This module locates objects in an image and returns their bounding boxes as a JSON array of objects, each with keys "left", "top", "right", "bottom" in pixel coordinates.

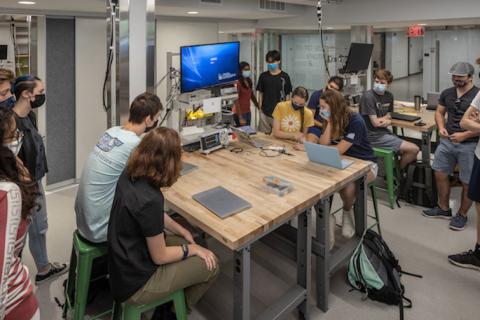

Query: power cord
[
  {"left": 102, "top": 0, "right": 115, "bottom": 112},
  {"left": 317, "top": 0, "right": 331, "bottom": 78}
]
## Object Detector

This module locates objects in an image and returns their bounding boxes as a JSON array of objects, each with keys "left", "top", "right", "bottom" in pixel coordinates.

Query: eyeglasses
[{"left": 454, "top": 98, "right": 462, "bottom": 107}]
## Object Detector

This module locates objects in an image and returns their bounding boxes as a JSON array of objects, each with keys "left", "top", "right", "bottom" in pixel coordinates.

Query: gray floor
[
  {"left": 23, "top": 183, "right": 480, "bottom": 320},
  {"left": 389, "top": 73, "right": 423, "bottom": 101}
]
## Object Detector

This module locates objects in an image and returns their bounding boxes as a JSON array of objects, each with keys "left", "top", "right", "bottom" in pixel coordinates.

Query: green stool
[
  {"left": 115, "top": 290, "right": 188, "bottom": 320},
  {"left": 373, "top": 147, "right": 401, "bottom": 209},
  {"left": 330, "top": 184, "right": 381, "bottom": 235},
  {"left": 63, "top": 230, "right": 110, "bottom": 320}
]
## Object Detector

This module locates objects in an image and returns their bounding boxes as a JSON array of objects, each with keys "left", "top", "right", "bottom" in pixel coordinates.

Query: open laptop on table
[
  {"left": 231, "top": 127, "right": 271, "bottom": 148},
  {"left": 304, "top": 141, "right": 353, "bottom": 170}
]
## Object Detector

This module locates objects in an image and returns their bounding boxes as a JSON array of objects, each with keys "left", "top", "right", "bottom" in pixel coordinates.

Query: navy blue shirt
[
  {"left": 307, "top": 89, "right": 323, "bottom": 121},
  {"left": 341, "top": 113, "right": 377, "bottom": 163}
]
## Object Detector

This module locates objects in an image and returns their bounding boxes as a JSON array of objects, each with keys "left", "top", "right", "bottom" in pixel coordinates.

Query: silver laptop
[
  {"left": 304, "top": 141, "right": 353, "bottom": 170},
  {"left": 231, "top": 127, "right": 270, "bottom": 148},
  {"left": 192, "top": 186, "right": 252, "bottom": 219}
]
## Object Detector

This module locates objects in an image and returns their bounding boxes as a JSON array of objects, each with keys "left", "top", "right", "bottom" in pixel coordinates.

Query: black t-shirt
[
  {"left": 339, "top": 113, "right": 377, "bottom": 163},
  {"left": 108, "top": 170, "right": 165, "bottom": 302},
  {"left": 439, "top": 86, "right": 480, "bottom": 143},
  {"left": 359, "top": 89, "right": 394, "bottom": 137},
  {"left": 15, "top": 111, "right": 48, "bottom": 181},
  {"left": 256, "top": 71, "right": 292, "bottom": 117}
]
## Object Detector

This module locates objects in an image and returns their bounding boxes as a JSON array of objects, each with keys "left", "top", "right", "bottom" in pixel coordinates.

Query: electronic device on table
[
  {"left": 180, "top": 41, "right": 240, "bottom": 93},
  {"left": 426, "top": 92, "right": 440, "bottom": 110},
  {"left": 199, "top": 128, "right": 229, "bottom": 154},
  {"left": 231, "top": 127, "right": 271, "bottom": 148},
  {"left": 390, "top": 112, "right": 421, "bottom": 122},
  {"left": 304, "top": 141, "right": 353, "bottom": 170},
  {"left": 192, "top": 186, "right": 252, "bottom": 219},
  {"left": 180, "top": 162, "right": 198, "bottom": 176}
]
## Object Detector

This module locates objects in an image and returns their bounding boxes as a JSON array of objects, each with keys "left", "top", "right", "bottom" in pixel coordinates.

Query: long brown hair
[
  {"left": 0, "top": 108, "right": 38, "bottom": 219},
  {"left": 127, "top": 127, "right": 182, "bottom": 189},
  {"left": 320, "top": 90, "right": 351, "bottom": 138}
]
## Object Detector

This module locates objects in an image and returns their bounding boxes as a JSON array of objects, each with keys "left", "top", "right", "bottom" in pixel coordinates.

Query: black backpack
[
  {"left": 348, "top": 230, "right": 422, "bottom": 320},
  {"left": 402, "top": 161, "right": 437, "bottom": 208}
]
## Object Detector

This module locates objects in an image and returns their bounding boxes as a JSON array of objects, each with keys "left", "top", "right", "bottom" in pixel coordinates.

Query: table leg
[
  {"left": 421, "top": 131, "right": 432, "bottom": 165},
  {"left": 315, "top": 199, "right": 330, "bottom": 312},
  {"left": 233, "top": 246, "right": 251, "bottom": 320},
  {"left": 297, "top": 210, "right": 312, "bottom": 319},
  {"left": 354, "top": 175, "right": 367, "bottom": 236}
]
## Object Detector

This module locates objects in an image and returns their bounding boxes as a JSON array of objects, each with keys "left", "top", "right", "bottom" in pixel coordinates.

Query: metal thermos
[{"left": 414, "top": 95, "right": 422, "bottom": 111}]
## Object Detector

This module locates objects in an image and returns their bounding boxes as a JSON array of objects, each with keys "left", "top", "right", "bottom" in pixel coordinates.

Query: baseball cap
[{"left": 449, "top": 62, "right": 475, "bottom": 76}]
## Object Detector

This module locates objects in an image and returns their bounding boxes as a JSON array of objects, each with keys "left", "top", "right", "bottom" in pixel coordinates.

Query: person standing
[
  {"left": 256, "top": 50, "right": 292, "bottom": 134},
  {"left": 233, "top": 62, "right": 258, "bottom": 127},
  {"left": 12, "top": 75, "right": 67, "bottom": 284},
  {"left": 423, "top": 62, "right": 479, "bottom": 231}
]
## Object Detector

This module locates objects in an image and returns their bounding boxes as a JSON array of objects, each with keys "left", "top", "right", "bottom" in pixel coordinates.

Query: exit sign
[{"left": 407, "top": 25, "right": 425, "bottom": 37}]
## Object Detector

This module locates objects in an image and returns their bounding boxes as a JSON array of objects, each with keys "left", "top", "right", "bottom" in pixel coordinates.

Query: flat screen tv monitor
[
  {"left": 343, "top": 43, "right": 374, "bottom": 73},
  {"left": 181, "top": 41, "right": 239, "bottom": 93},
  {"left": 0, "top": 45, "right": 7, "bottom": 60}
]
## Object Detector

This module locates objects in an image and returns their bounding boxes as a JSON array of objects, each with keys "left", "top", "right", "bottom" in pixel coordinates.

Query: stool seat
[{"left": 373, "top": 147, "right": 401, "bottom": 209}]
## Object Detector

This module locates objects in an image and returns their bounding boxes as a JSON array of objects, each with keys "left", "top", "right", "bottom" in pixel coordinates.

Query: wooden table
[
  {"left": 393, "top": 101, "right": 437, "bottom": 165},
  {"left": 164, "top": 134, "right": 371, "bottom": 319}
]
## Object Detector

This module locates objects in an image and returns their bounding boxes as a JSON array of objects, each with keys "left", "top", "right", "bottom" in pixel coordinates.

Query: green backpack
[{"left": 348, "top": 229, "right": 422, "bottom": 320}]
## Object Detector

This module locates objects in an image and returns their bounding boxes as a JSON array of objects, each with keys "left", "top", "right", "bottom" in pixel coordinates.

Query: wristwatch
[{"left": 181, "top": 244, "right": 189, "bottom": 260}]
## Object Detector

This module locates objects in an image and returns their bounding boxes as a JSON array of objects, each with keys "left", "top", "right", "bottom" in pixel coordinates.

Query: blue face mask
[
  {"left": 319, "top": 108, "right": 331, "bottom": 120},
  {"left": 242, "top": 70, "right": 251, "bottom": 78},
  {"left": 267, "top": 63, "right": 278, "bottom": 72},
  {"left": 0, "top": 95, "right": 15, "bottom": 109},
  {"left": 373, "top": 83, "right": 387, "bottom": 95}
]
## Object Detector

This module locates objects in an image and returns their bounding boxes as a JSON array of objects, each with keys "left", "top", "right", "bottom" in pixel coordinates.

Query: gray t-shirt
[
  {"left": 471, "top": 92, "right": 480, "bottom": 158},
  {"left": 360, "top": 89, "right": 394, "bottom": 138}
]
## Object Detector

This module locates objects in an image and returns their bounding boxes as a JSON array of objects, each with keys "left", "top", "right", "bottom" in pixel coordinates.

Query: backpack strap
[{"left": 400, "top": 270, "right": 423, "bottom": 278}]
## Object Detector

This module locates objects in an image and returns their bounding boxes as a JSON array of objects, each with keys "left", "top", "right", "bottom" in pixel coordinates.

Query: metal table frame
[{"left": 233, "top": 209, "right": 312, "bottom": 320}]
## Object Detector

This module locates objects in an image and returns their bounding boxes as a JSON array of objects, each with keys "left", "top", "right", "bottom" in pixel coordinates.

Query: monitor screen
[
  {"left": 343, "top": 43, "right": 374, "bottom": 73},
  {"left": 181, "top": 42, "right": 239, "bottom": 93},
  {"left": 0, "top": 45, "right": 7, "bottom": 60}
]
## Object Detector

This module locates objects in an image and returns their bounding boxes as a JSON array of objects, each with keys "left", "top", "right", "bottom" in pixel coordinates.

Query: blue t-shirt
[
  {"left": 309, "top": 112, "right": 376, "bottom": 163},
  {"left": 307, "top": 89, "right": 323, "bottom": 121},
  {"left": 75, "top": 126, "right": 141, "bottom": 243}
]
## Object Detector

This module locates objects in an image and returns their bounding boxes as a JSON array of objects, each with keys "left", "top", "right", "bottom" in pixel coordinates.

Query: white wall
[
  {"left": 409, "top": 36, "right": 423, "bottom": 75},
  {"left": 75, "top": 18, "right": 107, "bottom": 179},
  {"left": 423, "top": 28, "right": 480, "bottom": 96},
  {"left": 0, "top": 24, "right": 15, "bottom": 70},
  {"left": 385, "top": 32, "right": 408, "bottom": 79},
  {"left": 156, "top": 19, "right": 219, "bottom": 103}
]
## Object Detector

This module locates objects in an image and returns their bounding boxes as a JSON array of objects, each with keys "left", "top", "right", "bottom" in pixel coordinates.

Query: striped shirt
[{"left": 0, "top": 182, "right": 38, "bottom": 320}]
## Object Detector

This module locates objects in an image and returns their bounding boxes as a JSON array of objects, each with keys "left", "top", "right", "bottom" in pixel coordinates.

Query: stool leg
[
  {"left": 370, "top": 185, "right": 381, "bottom": 236},
  {"left": 173, "top": 291, "right": 188, "bottom": 320},
  {"left": 63, "top": 246, "right": 77, "bottom": 318},
  {"left": 123, "top": 305, "right": 142, "bottom": 320},
  {"left": 73, "top": 253, "right": 93, "bottom": 320},
  {"left": 384, "top": 154, "right": 395, "bottom": 209}
]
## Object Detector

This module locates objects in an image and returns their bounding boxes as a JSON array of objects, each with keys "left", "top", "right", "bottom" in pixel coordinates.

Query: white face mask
[{"left": 4, "top": 130, "right": 24, "bottom": 156}]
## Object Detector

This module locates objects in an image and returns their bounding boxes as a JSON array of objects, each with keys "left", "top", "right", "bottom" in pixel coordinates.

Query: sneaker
[
  {"left": 449, "top": 214, "right": 468, "bottom": 231},
  {"left": 422, "top": 206, "right": 452, "bottom": 219},
  {"left": 448, "top": 250, "right": 480, "bottom": 271},
  {"left": 35, "top": 262, "right": 69, "bottom": 285},
  {"left": 342, "top": 209, "right": 355, "bottom": 239},
  {"left": 329, "top": 216, "right": 336, "bottom": 251}
]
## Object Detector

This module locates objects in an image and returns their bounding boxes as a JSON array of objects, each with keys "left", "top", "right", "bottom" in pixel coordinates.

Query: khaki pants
[
  {"left": 127, "top": 236, "right": 220, "bottom": 309},
  {"left": 257, "top": 111, "right": 274, "bottom": 134}
]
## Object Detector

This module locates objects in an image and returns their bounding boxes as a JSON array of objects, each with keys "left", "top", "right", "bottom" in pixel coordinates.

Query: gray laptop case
[{"left": 192, "top": 186, "right": 252, "bottom": 219}]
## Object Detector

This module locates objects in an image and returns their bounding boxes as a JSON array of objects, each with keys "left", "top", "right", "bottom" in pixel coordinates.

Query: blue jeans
[
  {"left": 28, "top": 181, "right": 50, "bottom": 271},
  {"left": 233, "top": 112, "right": 251, "bottom": 127}
]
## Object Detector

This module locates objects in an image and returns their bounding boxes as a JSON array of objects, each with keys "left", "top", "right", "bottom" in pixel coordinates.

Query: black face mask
[
  {"left": 292, "top": 102, "right": 304, "bottom": 111},
  {"left": 31, "top": 94, "right": 46, "bottom": 109},
  {"left": 145, "top": 119, "right": 158, "bottom": 133}
]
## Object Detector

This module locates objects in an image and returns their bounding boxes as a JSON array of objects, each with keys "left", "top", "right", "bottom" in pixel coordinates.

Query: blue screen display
[{"left": 181, "top": 42, "right": 239, "bottom": 93}]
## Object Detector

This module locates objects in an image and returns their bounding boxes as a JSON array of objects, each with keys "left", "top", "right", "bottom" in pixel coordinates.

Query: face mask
[
  {"left": 242, "top": 70, "right": 251, "bottom": 78},
  {"left": 0, "top": 96, "right": 15, "bottom": 109},
  {"left": 373, "top": 83, "right": 386, "bottom": 95},
  {"left": 31, "top": 94, "right": 46, "bottom": 109},
  {"left": 145, "top": 119, "right": 159, "bottom": 133},
  {"left": 4, "top": 130, "right": 24, "bottom": 156},
  {"left": 267, "top": 63, "right": 278, "bottom": 72},
  {"left": 292, "top": 102, "right": 304, "bottom": 110},
  {"left": 453, "top": 79, "right": 468, "bottom": 88},
  {"left": 319, "top": 108, "right": 331, "bottom": 120}
]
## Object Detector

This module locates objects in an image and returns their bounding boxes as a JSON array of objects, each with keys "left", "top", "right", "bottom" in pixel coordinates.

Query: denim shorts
[{"left": 432, "top": 138, "right": 476, "bottom": 184}]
